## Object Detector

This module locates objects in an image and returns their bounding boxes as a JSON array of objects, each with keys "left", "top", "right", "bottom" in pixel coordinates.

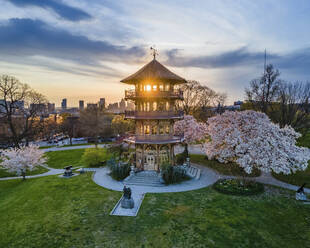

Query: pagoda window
[
  {"left": 159, "top": 124, "right": 164, "bottom": 134},
  {"left": 159, "top": 84, "right": 164, "bottom": 91},
  {"left": 146, "top": 102, "right": 150, "bottom": 111},
  {"left": 139, "top": 84, "right": 143, "bottom": 91},
  {"left": 165, "top": 125, "right": 170, "bottom": 134},
  {"left": 152, "top": 125, "right": 157, "bottom": 135},
  {"left": 166, "top": 101, "right": 170, "bottom": 111},
  {"left": 158, "top": 101, "right": 165, "bottom": 111},
  {"left": 153, "top": 101, "right": 157, "bottom": 111},
  {"left": 165, "top": 84, "right": 170, "bottom": 91},
  {"left": 144, "top": 125, "right": 150, "bottom": 135},
  {"left": 152, "top": 85, "right": 157, "bottom": 91}
]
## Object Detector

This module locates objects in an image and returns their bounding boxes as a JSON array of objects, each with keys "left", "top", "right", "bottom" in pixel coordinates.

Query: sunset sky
[{"left": 1, "top": 0, "right": 310, "bottom": 106}]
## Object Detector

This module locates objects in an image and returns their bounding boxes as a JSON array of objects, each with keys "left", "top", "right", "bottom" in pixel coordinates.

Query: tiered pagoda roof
[{"left": 121, "top": 59, "right": 187, "bottom": 84}]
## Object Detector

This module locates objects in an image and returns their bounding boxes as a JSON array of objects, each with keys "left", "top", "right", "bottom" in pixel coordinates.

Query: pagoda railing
[
  {"left": 125, "top": 110, "right": 184, "bottom": 119},
  {"left": 125, "top": 134, "right": 184, "bottom": 143},
  {"left": 125, "top": 89, "right": 183, "bottom": 99}
]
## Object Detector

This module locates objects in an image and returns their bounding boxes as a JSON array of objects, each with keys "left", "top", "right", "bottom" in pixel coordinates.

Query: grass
[
  {"left": 0, "top": 166, "right": 49, "bottom": 178},
  {"left": 189, "top": 154, "right": 261, "bottom": 177},
  {"left": 45, "top": 149, "right": 86, "bottom": 169},
  {"left": 40, "top": 142, "right": 111, "bottom": 149},
  {"left": 0, "top": 174, "right": 310, "bottom": 247},
  {"left": 272, "top": 163, "right": 310, "bottom": 187}
]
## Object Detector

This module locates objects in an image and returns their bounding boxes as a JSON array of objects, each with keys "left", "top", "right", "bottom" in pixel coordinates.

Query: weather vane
[{"left": 150, "top": 46, "right": 158, "bottom": 60}]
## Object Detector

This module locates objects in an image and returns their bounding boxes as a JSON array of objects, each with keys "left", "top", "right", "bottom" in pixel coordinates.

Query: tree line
[
  {"left": 0, "top": 75, "right": 133, "bottom": 148},
  {"left": 244, "top": 64, "right": 310, "bottom": 130}
]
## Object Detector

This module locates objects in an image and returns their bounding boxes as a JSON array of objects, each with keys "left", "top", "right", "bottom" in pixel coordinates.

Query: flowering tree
[
  {"left": 205, "top": 110, "right": 310, "bottom": 175},
  {"left": 0, "top": 144, "right": 46, "bottom": 180},
  {"left": 174, "top": 115, "right": 208, "bottom": 156}
]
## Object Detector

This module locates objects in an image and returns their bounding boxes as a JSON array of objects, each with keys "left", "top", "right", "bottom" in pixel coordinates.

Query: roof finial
[{"left": 150, "top": 46, "right": 158, "bottom": 60}]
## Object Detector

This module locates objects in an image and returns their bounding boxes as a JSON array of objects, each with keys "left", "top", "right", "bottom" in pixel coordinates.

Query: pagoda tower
[{"left": 121, "top": 56, "right": 186, "bottom": 171}]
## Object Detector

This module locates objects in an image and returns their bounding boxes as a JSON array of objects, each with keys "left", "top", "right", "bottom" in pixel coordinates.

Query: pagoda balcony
[
  {"left": 125, "top": 89, "right": 183, "bottom": 100},
  {"left": 124, "top": 110, "right": 184, "bottom": 119},
  {"left": 124, "top": 135, "right": 184, "bottom": 144}
]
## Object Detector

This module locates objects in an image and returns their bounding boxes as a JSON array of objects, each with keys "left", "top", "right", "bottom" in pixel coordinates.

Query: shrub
[
  {"left": 82, "top": 148, "right": 111, "bottom": 168},
  {"left": 161, "top": 162, "right": 189, "bottom": 185},
  {"left": 108, "top": 158, "right": 130, "bottom": 181},
  {"left": 213, "top": 179, "right": 264, "bottom": 196},
  {"left": 176, "top": 150, "right": 188, "bottom": 165}
]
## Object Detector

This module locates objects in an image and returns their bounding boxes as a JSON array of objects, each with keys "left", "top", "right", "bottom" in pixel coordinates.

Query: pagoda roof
[{"left": 121, "top": 59, "right": 187, "bottom": 84}]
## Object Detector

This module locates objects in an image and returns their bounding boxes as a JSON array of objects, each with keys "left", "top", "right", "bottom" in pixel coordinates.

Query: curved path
[
  {"left": 92, "top": 163, "right": 220, "bottom": 194},
  {"left": 1, "top": 144, "right": 309, "bottom": 194}
]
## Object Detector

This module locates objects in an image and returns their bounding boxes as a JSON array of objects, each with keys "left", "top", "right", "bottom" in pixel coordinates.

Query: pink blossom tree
[
  {"left": 205, "top": 110, "right": 310, "bottom": 175},
  {"left": 0, "top": 144, "right": 46, "bottom": 180},
  {"left": 174, "top": 115, "right": 208, "bottom": 156}
]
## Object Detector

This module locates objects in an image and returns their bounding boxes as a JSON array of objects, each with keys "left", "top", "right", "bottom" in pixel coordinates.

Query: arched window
[
  {"left": 144, "top": 125, "right": 150, "bottom": 135},
  {"left": 152, "top": 125, "right": 157, "bottom": 135},
  {"left": 153, "top": 101, "right": 157, "bottom": 111},
  {"left": 165, "top": 125, "right": 170, "bottom": 134},
  {"left": 146, "top": 102, "right": 150, "bottom": 111},
  {"left": 166, "top": 101, "right": 170, "bottom": 111}
]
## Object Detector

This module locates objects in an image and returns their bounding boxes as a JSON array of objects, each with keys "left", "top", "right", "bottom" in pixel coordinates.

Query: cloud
[
  {"left": 7, "top": 0, "right": 91, "bottom": 21},
  {"left": 0, "top": 18, "right": 146, "bottom": 69},
  {"left": 165, "top": 47, "right": 310, "bottom": 77},
  {"left": 165, "top": 47, "right": 279, "bottom": 68}
]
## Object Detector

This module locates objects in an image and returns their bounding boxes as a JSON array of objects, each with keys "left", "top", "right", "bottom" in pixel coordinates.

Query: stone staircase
[{"left": 124, "top": 171, "right": 164, "bottom": 187}]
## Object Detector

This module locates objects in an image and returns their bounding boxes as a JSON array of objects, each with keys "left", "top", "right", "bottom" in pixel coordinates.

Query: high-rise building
[
  {"left": 99, "top": 98, "right": 105, "bottom": 109},
  {"left": 79, "top": 100, "right": 84, "bottom": 110},
  {"left": 119, "top": 98, "right": 126, "bottom": 112},
  {"left": 47, "top": 103, "right": 55, "bottom": 113},
  {"left": 61, "top": 99, "right": 67, "bottom": 110}
]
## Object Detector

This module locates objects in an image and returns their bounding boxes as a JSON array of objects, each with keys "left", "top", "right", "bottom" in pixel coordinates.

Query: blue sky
[{"left": 0, "top": 0, "right": 310, "bottom": 106}]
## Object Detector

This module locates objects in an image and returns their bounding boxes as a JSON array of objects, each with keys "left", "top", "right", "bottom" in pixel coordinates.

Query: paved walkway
[
  {"left": 43, "top": 144, "right": 108, "bottom": 152},
  {"left": 0, "top": 166, "right": 64, "bottom": 181},
  {"left": 1, "top": 144, "right": 309, "bottom": 194}
]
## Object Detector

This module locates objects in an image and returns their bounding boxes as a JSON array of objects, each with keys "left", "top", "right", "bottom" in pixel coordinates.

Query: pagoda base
[{"left": 134, "top": 143, "right": 176, "bottom": 171}]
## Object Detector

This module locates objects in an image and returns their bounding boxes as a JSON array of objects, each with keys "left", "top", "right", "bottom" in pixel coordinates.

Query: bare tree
[
  {"left": 79, "top": 105, "right": 107, "bottom": 147},
  {"left": 0, "top": 75, "right": 46, "bottom": 147},
  {"left": 177, "top": 80, "right": 226, "bottom": 120},
  {"left": 245, "top": 64, "right": 281, "bottom": 113},
  {"left": 278, "top": 81, "right": 310, "bottom": 128},
  {"left": 61, "top": 115, "right": 79, "bottom": 145}
]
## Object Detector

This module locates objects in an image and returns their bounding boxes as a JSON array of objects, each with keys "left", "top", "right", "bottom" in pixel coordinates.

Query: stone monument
[
  {"left": 296, "top": 183, "right": 307, "bottom": 201},
  {"left": 63, "top": 166, "right": 73, "bottom": 177},
  {"left": 121, "top": 186, "right": 134, "bottom": 209}
]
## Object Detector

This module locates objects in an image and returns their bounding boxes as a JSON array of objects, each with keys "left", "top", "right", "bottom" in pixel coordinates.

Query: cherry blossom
[
  {"left": 174, "top": 115, "right": 208, "bottom": 144},
  {"left": 0, "top": 144, "right": 46, "bottom": 179},
  {"left": 204, "top": 110, "right": 310, "bottom": 174}
]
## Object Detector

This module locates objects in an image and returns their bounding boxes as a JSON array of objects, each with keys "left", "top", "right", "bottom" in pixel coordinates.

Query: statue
[
  {"left": 296, "top": 183, "right": 307, "bottom": 201},
  {"left": 63, "top": 166, "right": 73, "bottom": 177},
  {"left": 121, "top": 186, "right": 134, "bottom": 209}
]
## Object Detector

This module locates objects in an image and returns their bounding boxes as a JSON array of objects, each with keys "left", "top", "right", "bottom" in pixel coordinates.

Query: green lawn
[
  {"left": 45, "top": 149, "right": 86, "bottom": 169},
  {"left": 272, "top": 163, "right": 310, "bottom": 187},
  {"left": 0, "top": 166, "right": 49, "bottom": 178},
  {"left": 0, "top": 174, "right": 309, "bottom": 247},
  {"left": 189, "top": 154, "right": 261, "bottom": 177}
]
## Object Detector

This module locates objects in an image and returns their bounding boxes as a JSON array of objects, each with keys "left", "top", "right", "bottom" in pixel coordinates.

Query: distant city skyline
[{"left": 1, "top": 1, "right": 310, "bottom": 105}]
